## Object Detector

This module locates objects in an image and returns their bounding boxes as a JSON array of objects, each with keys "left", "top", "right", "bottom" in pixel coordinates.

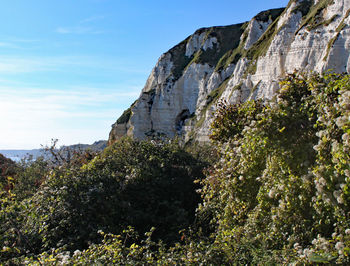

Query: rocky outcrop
[{"left": 109, "top": 0, "right": 350, "bottom": 144}]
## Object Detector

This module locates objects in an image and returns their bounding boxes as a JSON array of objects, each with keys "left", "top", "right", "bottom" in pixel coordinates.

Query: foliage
[
  {"left": 296, "top": 0, "right": 333, "bottom": 32},
  {"left": 2, "top": 72, "right": 350, "bottom": 264},
  {"left": 198, "top": 72, "right": 350, "bottom": 264},
  {"left": 116, "top": 107, "right": 132, "bottom": 124},
  {"left": 19, "top": 227, "right": 225, "bottom": 265},
  {"left": 189, "top": 23, "right": 246, "bottom": 68},
  {"left": 215, "top": 8, "right": 284, "bottom": 72},
  {"left": 0, "top": 138, "right": 207, "bottom": 263},
  {"left": 0, "top": 154, "right": 16, "bottom": 192}
]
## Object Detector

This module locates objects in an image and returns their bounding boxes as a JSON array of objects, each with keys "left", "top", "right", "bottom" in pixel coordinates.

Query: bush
[
  {"left": 1, "top": 138, "right": 207, "bottom": 262},
  {"left": 3, "top": 72, "right": 350, "bottom": 264},
  {"left": 198, "top": 72, "right": 350, "bottom": 264}
]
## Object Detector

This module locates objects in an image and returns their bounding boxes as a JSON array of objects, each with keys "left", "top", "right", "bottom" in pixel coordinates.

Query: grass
[
  {"left": 168, "top": 6, "right": 285, "bottom": 80},
  {"left": 254, "top": 8, "right": 286, "bottom": 23},
  {"left": 143, "top": 89, "right": 155, "bottom": 95},
  {"left": 169, "top": 38, "right": 193, "bottom": 81},
  {"left": 307, "top": 14, "right": 338, "bottom": 30},
  {"left": 336, "top": 8, "right": 350, "bottom": 32},
  {"left": 206, "top": 78, "right": 230, "bottom": 105},
  {"left": 187, "top": 23, "right": 246, "bottom": 69},
  {"left": 228, "top": 82, "right": 243, "bottom": 100},
  {"left": 215, "top": 8, "right": 285, "bottom": 72},
  {"left": 251, "top": 80, "right": 262, "bottom": 95},
  {"left": 116, "top": 100, "right": 138, "bottom": 124},
  {"left": 195, "top": 78, "right": 231, "bottom": 129},
  {"left": 245, "top": 13, "right": 284, "bottom": 62},
  {"left": 169, "top": 23, "right": 246, "bottom": 81},
  {"left": 295, "top": 0, "right": 333, "bottom": 34},
  {"left": 214, "top": 23, "right": 249, "bottom": 71},
  {"left": 323, "top": 8, "right": 350, "bottom": 61},
  {"left": 117, "top": 108, "right": 132, "bottom": 124},
  {"left": 291, "top": 0, "right": 313, "bottom": 17}
]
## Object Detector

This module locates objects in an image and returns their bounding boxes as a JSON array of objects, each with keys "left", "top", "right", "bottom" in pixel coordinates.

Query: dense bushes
[
  {"left": 0, "top": 138, "right": 207, "bottom": 263},
  {"left": 0, "top": 154, "right": 16, "bottom": 192},
  {"left": 1, "top": 72, "right": 350, "bottom": 264},
  {"left": 199, "top": 72, "right": 350, "bottom": 264}
]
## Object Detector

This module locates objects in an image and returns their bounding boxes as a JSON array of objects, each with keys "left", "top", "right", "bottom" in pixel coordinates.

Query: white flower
[
  {"left": 268, "top": 188, "right": 276, "bottom": 198},
  {"left": 333, "top": 190, "right": 341, "bottom": 199},
  {"left": 319, "top": 177, "right": 327, "bottom": 187},
  {"left": 303, "top": 248, "right": 311, "bottom": 257},
  {"left": 335, "top": 242, "right": 344, "bottom": 250},
  {"left": 61, "top": 255, "right": 70, "bottom": 264},
  {"left": 336, "top": 116, "right": 347, "bottom": 128},
  {"left": 337, "top": 197, "right": 344, "bottom": 204},
  {"left": 73, "top": 250, "right": 81, "bottom": 257},
  {"left": 313, "top": 144, "right": 320, "bottom": 151},
  {"left": 344, "top": 170, "right": 350, "bottom": 178},
  {"left": 345, "top": 229, "right": 350, "bottom": 235},
  {"left": 294, "top": 242, "right": 301, "bottom": 249},
  {"left": 318, "top": 116, "right": 326, "bottom": 124}
]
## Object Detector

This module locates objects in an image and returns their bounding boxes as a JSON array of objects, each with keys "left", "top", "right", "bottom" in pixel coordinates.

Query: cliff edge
[{"left": 109, "top": 0, "right": 350, "bottom": 144}]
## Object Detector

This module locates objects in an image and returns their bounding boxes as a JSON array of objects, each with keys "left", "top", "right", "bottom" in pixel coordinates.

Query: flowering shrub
[
  {"left": 199, "top": 72, "right": 350, "bottom": 264},
  {"left": 2, "top": 72, "right": 350, "bottom": 264}
]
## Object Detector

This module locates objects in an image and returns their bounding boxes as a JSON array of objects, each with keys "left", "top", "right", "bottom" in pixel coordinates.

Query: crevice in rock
[{"left": 175, "top": 109, "right": 191, "bottom": 133}]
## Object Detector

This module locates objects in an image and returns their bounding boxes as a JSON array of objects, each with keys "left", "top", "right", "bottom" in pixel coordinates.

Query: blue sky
[{"left": 0, "top": 0, "right": 289, "bottom": 149}]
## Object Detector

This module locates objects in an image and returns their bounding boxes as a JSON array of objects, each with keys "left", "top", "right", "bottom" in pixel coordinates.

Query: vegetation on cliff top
[{"left": 166, "top": 7, "right": 285, "bottom": 81}]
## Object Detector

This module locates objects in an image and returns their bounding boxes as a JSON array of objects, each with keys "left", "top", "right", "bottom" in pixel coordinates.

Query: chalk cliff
[{"left": 109, "top": 0, "right": 350, "bottom": 144}]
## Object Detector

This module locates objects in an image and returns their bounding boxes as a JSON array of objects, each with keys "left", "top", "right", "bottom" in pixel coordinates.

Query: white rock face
[
  {"left": 109, "top": 0, "right": 350, "bottom": 144},
  {"left": 185, "top": 32, "right": 218, "bottom": 57},
  {"left": 244, "top": 18, "right": 273, "bottom": 50}
]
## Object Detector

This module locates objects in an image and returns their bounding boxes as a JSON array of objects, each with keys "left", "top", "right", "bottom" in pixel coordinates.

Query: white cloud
[
  {"left": 0, "top": 57, "right": 54, "bottom": 74},
  {"left": 0, "top": 38, "right": 41, "bottom": 51},
  {"left": 0, "top": 86, "right": 139, "bottom": 149},
  {"left": 0, "top": 42, "right": 19, "bottom": 48},
  {"left": 56, "top": 13, "right": 106, "bottom": 35},
  {"left": 56, "top": 26, "right": 104, "bottom": 35},
  {"left": 0, "top": 54, "right": 147, "bottom": 75}
]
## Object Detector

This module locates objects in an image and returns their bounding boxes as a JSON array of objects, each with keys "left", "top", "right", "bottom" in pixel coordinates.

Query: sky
[{"left": 0, "top": 0, "right": 289, "bottom": 149}]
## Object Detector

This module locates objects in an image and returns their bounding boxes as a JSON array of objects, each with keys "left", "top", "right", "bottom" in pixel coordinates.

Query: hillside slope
[{"left": 109, "top": 0, "right": 350, "bottom": 144}]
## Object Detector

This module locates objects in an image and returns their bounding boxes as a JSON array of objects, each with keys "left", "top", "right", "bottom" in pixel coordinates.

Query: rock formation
[{"left": 109, "top": 0, "right": 350, "bottom": 144}]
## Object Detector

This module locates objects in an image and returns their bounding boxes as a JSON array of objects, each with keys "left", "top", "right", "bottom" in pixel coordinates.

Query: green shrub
[
  {"left": 198, "top": 72, "right": 350, "bottom": 264},
  {"left": 0, "top": 138, "right": 207, "bottom": 263},
  {"left": 3, "top": 72, "right": 350, "bottom": 265}
]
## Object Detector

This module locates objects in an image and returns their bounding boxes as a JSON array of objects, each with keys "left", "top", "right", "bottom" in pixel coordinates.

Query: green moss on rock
[
  {"left": 206, "top": 78, "right": 230, "bottom": 106},
  {"left": 116, "top": 100, "right": 138, "bottom": 125},
  {"left": 190, "top": 23, "right": 246, "bottom": 68},
  {"left": 169, "top": 38, "right": 193, "bottom": 81},
  {"left": 215, "top": 8, "right": 284, "bottom": 72},
  {"left": 254, "top": 8, "right": 286, "bottom": 23},
  {"left": 295, "top": 0, "right": 333, "bottom": 33},
  {"left": 291, "top": 0, "right": 313, "bottom": 17},
  {"left": 323, "top": 8, "right": 350, "bottom": 61},
  {"left": 245, "top": 15, "right": 283, "bottom": 62},
  {"left": 195, "top": 78, "right": 231, "bottom": 129},
  {"left": 116, "top": 108, "right": 132, "bottom": 124},
  {"left": 167, "top": 7, "right": 286, "bottom": 80}
]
